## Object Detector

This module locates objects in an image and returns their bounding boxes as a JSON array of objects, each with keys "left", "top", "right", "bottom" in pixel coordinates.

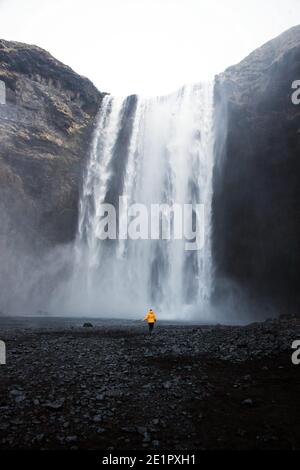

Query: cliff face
[
  {"left": 0, "top": 39, "right": 104, "bottom": 245},
  {"left": 213, "top": 26, "right": 300, "bottom": 309}
]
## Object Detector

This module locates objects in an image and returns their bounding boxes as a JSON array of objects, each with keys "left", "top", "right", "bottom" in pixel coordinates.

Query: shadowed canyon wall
[{"left": 213, "top": 25, "right": 300, "bottom": 311}]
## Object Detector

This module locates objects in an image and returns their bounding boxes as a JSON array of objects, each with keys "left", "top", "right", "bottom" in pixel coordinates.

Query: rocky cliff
[
  {"left": 0, "top": 39, "right": 104, "bottom": 245},
  {"left": 213, "top": 25, "right": 300, "bottom": 310}
]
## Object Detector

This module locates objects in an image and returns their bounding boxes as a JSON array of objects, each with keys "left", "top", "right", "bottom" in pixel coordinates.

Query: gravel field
[{"left": 0, "top": 316, "right": 299, "bottom": 450}]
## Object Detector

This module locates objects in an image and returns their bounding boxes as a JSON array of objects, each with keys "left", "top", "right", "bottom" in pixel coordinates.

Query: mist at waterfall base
[{"left": 0, "top": 199, "right": 73, "bottom": 316}]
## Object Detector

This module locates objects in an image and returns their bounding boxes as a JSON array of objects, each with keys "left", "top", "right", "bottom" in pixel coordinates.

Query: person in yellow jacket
[{"left": 144, "top": 308, "right": 157, "bottom": 335}]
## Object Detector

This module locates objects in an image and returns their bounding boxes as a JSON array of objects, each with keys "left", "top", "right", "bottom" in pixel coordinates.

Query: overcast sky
[{"left": 0, "top": 0, "right": 300, "bottom": 96}]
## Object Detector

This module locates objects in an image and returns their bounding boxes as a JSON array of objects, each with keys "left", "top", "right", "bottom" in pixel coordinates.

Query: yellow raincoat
[{"left": 144, "top": 310, "right": 157, "bottom": 324}]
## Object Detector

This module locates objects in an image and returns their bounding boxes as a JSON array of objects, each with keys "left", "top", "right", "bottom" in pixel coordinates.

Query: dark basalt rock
[
  {"left": 0, "top": 317, "right": 299, "bottom": 450},
  {"left": 213, "top": 25, "right": 300, "bottom": 310}
]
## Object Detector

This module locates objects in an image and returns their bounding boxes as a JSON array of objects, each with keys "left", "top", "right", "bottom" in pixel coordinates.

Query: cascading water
[{"left": 67, "top": 82, "right": 214, "bottom": 320}]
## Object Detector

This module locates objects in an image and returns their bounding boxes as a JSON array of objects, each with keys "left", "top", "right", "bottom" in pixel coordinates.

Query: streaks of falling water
[{"left": 68, "top": 82, "right": 214, "bottom": 319}]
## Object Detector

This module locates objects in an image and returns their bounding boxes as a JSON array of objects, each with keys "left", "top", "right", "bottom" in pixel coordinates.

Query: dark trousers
[{"left": 148, "top": 323, "right": 154, "bottom": 334}]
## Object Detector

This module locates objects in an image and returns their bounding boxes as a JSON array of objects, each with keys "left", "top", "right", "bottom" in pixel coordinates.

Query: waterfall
[{"left": 68, "top": 82, "right": 214, "bottom": 320}]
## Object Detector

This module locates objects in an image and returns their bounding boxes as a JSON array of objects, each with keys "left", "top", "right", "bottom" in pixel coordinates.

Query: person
[{"left": 144, "top": 308, "right": 157, "bottom": 335}]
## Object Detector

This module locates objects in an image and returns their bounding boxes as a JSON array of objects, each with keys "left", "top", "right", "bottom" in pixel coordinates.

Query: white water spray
[{"left": 67, "top": 83, "right": 214, "bottom": 320}]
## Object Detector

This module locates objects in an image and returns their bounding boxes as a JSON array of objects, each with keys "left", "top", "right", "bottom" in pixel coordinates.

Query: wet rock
[
  {"left": 136, "top": 426, "right": 147, "bottom": 435},
  {"left": 45, "top": 399, "right": 65, "bottom": 410},
  {"left": 96, "top": 393, "right": 105, "bottom": 401},
  {"left": 106, "top": 390, "right": 123, "bottom": 398},
  {"left": 143, "top": 432, "right": 151, "bottom": 443},
  {"left": 9, "top": 389, "right": 24, "bottom": 397},
  {"left": 241, "top": 398, "right": 254, "bottom": 407},
  {"left": 163, "top": 381, "right": 172, "bottom": 390},
  {"left": 96, "top": 427, "right": 106, "bottom": 434},
  {"left": 93, "top": 414, "right": 103, "bottom": 423}
]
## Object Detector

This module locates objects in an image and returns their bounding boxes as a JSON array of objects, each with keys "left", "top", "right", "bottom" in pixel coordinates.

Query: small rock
[
  {"left": 96, "top": 427, "right": 106, "bottom": 434},
  {"left": 163, "top": 381, "right": 172, "bottom": 389},
  {"left": 243, "top": 375, "right": 251, "bottom": 381},
  {"left": 136, "top": 426, "right": 147, "bottom": 435},
  {"left": 242, "top": 398, "right": 254, "bottom": 407},
  {"left": 143, "top": 431, "right": 151, "bottom": 443},
  {"left": 106, "top": 390, "right": 122, "bottom": 398},
  {"left": 9, "top": 389, "right": 24, "bottom": 396},
  {"left": 96, "top": 393, "right": 105, "bottom": 401},
  {"left": 45, "top": 399, "right": 65, "bottom": 410},
  {"left": 93, "top": 414, "right": 103, "bottom": 423},
  {"left": 15, "top": 395, "right": 26, "bottom": 403}
]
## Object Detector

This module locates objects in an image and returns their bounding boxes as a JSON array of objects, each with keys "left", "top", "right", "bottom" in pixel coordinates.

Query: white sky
[{"left": 0, "top": 0, "right": 300, "bottom": 96}]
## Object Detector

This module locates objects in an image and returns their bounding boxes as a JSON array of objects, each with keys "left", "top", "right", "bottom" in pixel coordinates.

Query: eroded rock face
[
  {"left": 0, "top": 39, "right": 104, "bottom": 245},
  {"left": 213, "top": 25, "right": 300, "bottom": 310}
]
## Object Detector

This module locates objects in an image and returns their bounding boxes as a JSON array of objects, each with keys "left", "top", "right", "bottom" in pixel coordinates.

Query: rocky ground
[{"left": 0, "top": 316, "right": 299, "bottom": 450}]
